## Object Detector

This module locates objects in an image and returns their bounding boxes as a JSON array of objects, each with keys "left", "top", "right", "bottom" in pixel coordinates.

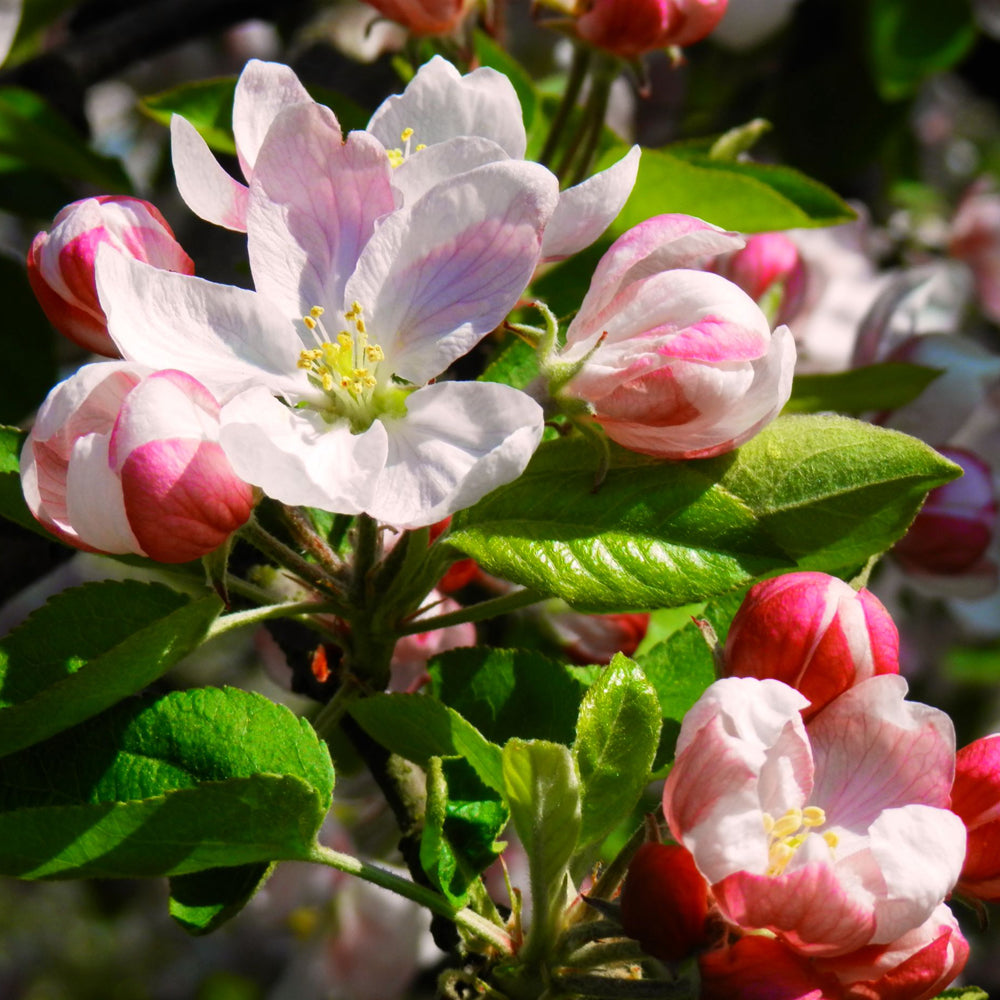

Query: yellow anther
[
  {"left": 363, "top": 375, "right": 377, "bottom": 388},
  {"left": 387, "top": 148, "right": 404, "bottom": 168},
  {"left": 400, "top": 127, "right": 414, "bottom": 142},
  {"left": 768, "top": 842, "right": 795, "bottom": 876},
  {"left": 355, "top": 317, "right": 366, "bottom": 334},
  {"left": 415, "top": 143, "right": 427, "bottom": 152},
  {"left": 365, "top": 345, "right": 384, "bottom": 362},
  {"left": 337, "top": 332, "right": 352, "bottom": 349},
  {"left": 823, "top": 831, "right": 839, "bottom": 850},
  {"left": 321, "top": 373, "right": 334, "bottom": 391},
  {"left": 771, "top": 809, "right": 803, "bottom": 840},
  {"left": 310, "top": 306, "right": 325, "bottom": 318},
  {"left": 762, "top": 813, "right": 775, "bottom": 836},
  {"left": 802, "top": 807, "right": 826, "bottom": 828},
  {"left": 303, "top": 315, "right": 317, "bottom": 330}
]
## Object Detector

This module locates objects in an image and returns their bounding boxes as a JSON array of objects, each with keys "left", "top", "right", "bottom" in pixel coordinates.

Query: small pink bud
[
  {"left": 27, "top": 196, "right": 194, "bottom": 356},
  {"left": 700, "top": 936, "right": 842, "bottom": 1000},
  {"left": 550, "top": 609, "right": 650, "bottom": 665},
  {"left": 21, "top": 363, "right": 253, "bottom": 563},
  {"left": 893, "top": 448, "right": 997, "bottom": 577},
  {"left": 575, "top": 0, "right": 729, "bottom": 59},
  {"left": 723, "top": 571, "right": 899, "bottom": 718},
  {"left": 951, "top": 733, "right": 1000, "bottom": 902},
  {"left": 362, "top": 0, "right": 473, "bottom": 34},
  {"left": 712, "top": 232, "right": 807, "bottom": 325},
  {"left": 620, "top": 842, "right": 711, "bottom": 962}
]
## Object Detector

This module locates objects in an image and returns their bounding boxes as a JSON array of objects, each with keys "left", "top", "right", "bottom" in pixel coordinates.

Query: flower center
[
  {"left": 762, "top": 806, "right": 838, "bottom": 876},
  {"left": 386, "top": 127, "right": 427, "bottom": 168},
  {"left": 296, "top": 302, "right": 408, "bottom": 433}
]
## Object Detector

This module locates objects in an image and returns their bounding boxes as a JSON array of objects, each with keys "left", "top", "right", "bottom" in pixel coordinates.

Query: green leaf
[
  {"left": 785, "top": 363, "right": 942, "bottom": 415},
  {"left": 573, "top": 653, "right": 660, "bottom": 848},
  {"left": 479, "top": 334, "right": 540, "bottom": 391},
  {"left": 449, "top": 415, "right": 959, "bottom": 612},
  {"left": 0, "top": 581, "right": 223, "bottom": 758},
  {"left": 0, "top": 87, "right": 131, "bottom": 191},
  {"left": 169, "top": 862, "right": 274, "bottom": 935},
  {"left": 0, "top": 687, "right": 335, "bottom": 878},
  {"left": 868, "top": 0, "right": 977, "bottom": 101},
  {"left": 933, "top": 989, "right": 989, "bottom": 1000},
  {"left": 428, "top": 646, "right": 589, "bottom": 746},
  {"left": 349, "top": 694, "right": 503, "bottom": 792},
  {"left": 0, "top": 424, "right": 37, "bottom": 534},
  {"left": 140, "top": 77, "right": 238, "bottom": 155},
  {"left": 609, "top": 146, "right": 855, "bottom": 235},
  {"left": 420, "top": 756, "right": 508, "bottom": 907}
]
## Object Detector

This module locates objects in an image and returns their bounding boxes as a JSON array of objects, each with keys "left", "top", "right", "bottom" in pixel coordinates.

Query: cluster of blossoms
[
  {"left": 22, "top": 56, "right": 795, "bottom": 561},
  {"left": 618, "top": 570, "right": 1000, "bottom": 999}
]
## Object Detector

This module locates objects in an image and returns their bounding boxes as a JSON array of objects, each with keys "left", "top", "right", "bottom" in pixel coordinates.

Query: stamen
[{"left": 763, "top": 806, "right": 833, "bottom": 877}]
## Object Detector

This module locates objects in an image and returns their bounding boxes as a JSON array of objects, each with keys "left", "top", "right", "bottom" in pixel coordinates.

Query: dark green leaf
[
  {"left": 0, "top": 424, "right": 38, "bottom": 534},
  {"left": 573, "top": 654, "right": 660, "bottom": 847},
  {"left": 449, "top": 415, "right": 959, "bottom": 612},
  {"left": 0, "top": 687, "right": 335, "bottom": 878},
  {"left": 785, "top": 363, "right": 942, "bottom": 415},
  {"left": 933, "top": 989, "right": 989, "bottom": 1000},
  {"left": 420, "top": 756, "right": 508, "bottom": 907},
  {"left": 428, "top": 646, "right": 589, "bottom": 746},
  {"left": 479, "top": 334, "right": 540, "bottom": 391},
  {"left": 140, "top": 77, "right": 238, "bottom": 155},
  {"left": 349, "top": 694, "right": 503, "bottom": 791},
  {"left": 169, "top": 862, "right": 274, "bottom": 935},
  {"left": 0, "top": 581, "right": 223, "bottom": 757}
]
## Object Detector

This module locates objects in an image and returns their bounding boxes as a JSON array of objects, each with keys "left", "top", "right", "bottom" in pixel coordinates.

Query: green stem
[
  {"left": 567, "top": 822, "right": 645, "bottom": 926},
  {"left": 205, "top": 599, "right": 341, "bottom": 641},
  {"left": 539, "top": 43, "right": 592, "bottom": 169},
  {"left": 282, "top": 505, "right": 344, "bottom": 579},
  {"left": 350, "top": 513, "right": 381, "bottom": 607},
  {"left": 396, "top": 587, "right": 545, "bottom": 636},
  {"left": 308, "top": 844, "right": 514, "bottom": 954},
  {"left": 560, "top": 938, "right": 647, "bottom": 971}
]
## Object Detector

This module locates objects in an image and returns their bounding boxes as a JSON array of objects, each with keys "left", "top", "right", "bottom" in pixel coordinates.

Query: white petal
[
  {"left": 247, "top": 107, "right": 396, "bottom": 319},
  {"left": 0, "top": 0, "right": 22, "bottom": 66},
  {"left": 349, "top": 159, "right": 558, "bottom": 384},
  {"left": 540, "top": 145, "right": 641, "bottom": 262},
  {"left": 366, "top": 381, "right": 543, "bottom": 529},
  {"left": 170, "top": 115, "right": 249, "bottom": 232},
  {"left": 367, "top": 56, "right": 527, "bottom": 160},
  {"left": 218, "top": 386, "right": 387, "bottom": 512},
  {"left": 390, "top": 136, "right": 510, "bottom": 206},
  {"left": 232, "top": 59, "right": 317, "bottom": 178},
  {"left": 96, "top": 249, "right": 304, "bottom": 400}
]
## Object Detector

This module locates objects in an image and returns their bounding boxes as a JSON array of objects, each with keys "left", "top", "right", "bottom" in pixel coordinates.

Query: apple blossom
[
  {"left": 950, "top": 732, "right": 1000, "bottom": 902},
  {"left": 21, "top": 362, "right": 254, "bottom": 563},
  {"left": 362, "top": 0, "right": 473, "bottom": 34},
  {"left": 546, "top": 606, "right": 649, "bottom": 664},
  {"left": 712, "top": 231, "right": 807, "bottom": 325},
  {"left": 663, "top": 675, "right": 965, "bottom": 958},
  {"left": 27, "top": 196, "right": 194, "bottom": 356},
  {"left": 948, "top": 181, "right": 1000, "bottom": 325},
  {"left": 724, "top": 572, "right": 899, "bottom": 718},
  {"left": 173, "top": 57, "right": 639, "bottom": 261},
  {"left": 98, "top": 101, "right": 556, "bottom": 529},
  {"left": 571, "top": 0, "right": 728, "bottom": 59},
  {"left": 557, "top": 213, "right": 796, "bottom": 460}
]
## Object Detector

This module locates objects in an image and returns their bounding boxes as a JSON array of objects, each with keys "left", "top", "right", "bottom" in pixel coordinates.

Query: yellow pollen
[
  {"left": 387, "top": 148, "right": 404, "bottom": 168},
  {"left": 310, "top": 306, "right": 325, "bottom": 318},
  {"left": 303, "top": 315, "right": 317, "bottom": 330},
  {"left": 415, "top": 143, "right": 427, "bottom": 152},
  {"left": 823, "top": 831, "right": 839, "bottom": 850},
  {"left": 762, "top": 806, "right": 832, "bottom": 878},
  {"left": 803, "top": 806, "right": 826, "bottom": 828},
  {"left": 400, "top": 127, "right": 414, "bottom": 142},
  {"left": 771, "top": 809, "right": 803, "bottom": 840}
]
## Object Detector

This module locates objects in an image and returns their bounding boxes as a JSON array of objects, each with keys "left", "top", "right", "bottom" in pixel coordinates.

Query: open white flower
[{"left": 98, "top": 102, "right": 557, "bottom": 528}]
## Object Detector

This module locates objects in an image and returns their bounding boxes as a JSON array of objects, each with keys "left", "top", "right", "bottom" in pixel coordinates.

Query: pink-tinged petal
[
  {"left": 566, "top": 214, "right": 745, "bottom": 346},
  {"left": 120, "top": 439, "right": 253, "bottom": 563},
  {"left": 218, "top": 386, "right": 387, "bottom": 512},
  {"left": 0, "top": 0, "right": 21, "bottom": 66},
  {"left": 247, "top": 106, "right": 396, "bottom": 319},
  {"left": 170, "top": 115, "right": 249, "bottom": 231},
  {"left": 540, "top": 145, "right": 641, "bottom": 262},
  {"left": 64, "top": 432, "right": 140, "bottom": 555},
  {"left": 366, "top": 380, "right": 543, "bottom": 529},
  {"left": 390, "top": 135, "right": 510, "bottom": 206},
  {"left": 96, "top": 250, "right": 304, "bottom": 399},
  {"left": 808, "top": 676, "right": 956, "bottom": 830},
  {"left": 367, "top": 56, "right": 526, "bottom": 160},
  {"left": 866, "top": 806, "right": 966, "bottom": 944},
  {"left": 348, "top": 159, "right": 558, "bottom": 383},
  {"left": 232, "top": 59, "right": 317, "bottom": 179},
  {"left": 713, "top": 863, "right": 877, "bottom": 957},
  {"left": 952, "top": 733, "right": 1000, "bottom": 827},
  {"left": 700, "top": 936, "right": 843, "bottom": 1000}
]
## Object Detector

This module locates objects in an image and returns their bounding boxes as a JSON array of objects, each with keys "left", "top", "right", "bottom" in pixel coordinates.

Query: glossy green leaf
[
  {"left": 349, "top": 694, "right": 503, "bottom": 792},
  {"left": 573, "top": 653, "right": 660, "bottom": 848},
  {"left": 479, "top": 334, "right": 540, "bottom": 391},
  {"left": 140, "top": 77, "right": 238, "bottom": 154},
  {"left": 608, "top": 146, "right": 855, "bottom": 235},
  {"left": 785, "top": 363, "right": 942, "bottom": 415},
  {"left": 0, "top": 581, "right": 223, "bottom": 758},
  {"left": 0, "top": 424, "right": 36, "bottom": 535},
  {"left": 0, "top": 87, "right": 131, "bottom": 191},
  {"left": 449, "top": 415, "right": 959, "bottom": 612},
  {"left": 0, "top": 687, "right": 335, "bottom": 878},
  {"left": 420, "top": 756, "right": 508, "bottom": 907},
  {"left": 868, "top": 0, "right": 977, "bottom": 101},
  {"left": 428, "top": 646, "right": 589, "bottom": 746},
  {"left": 169, "top": 862, "right": 274, "bottom": 935}
]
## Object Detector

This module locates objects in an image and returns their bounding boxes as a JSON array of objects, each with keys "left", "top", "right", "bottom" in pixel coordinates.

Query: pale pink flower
[
  {"left": 27, "top": 196, "right": 194, "bottom": 356},
  {"left": 724, "top": 572, "right": 899, "bottom": 719},
  {"left": 712, "top": 231, "right": 807, "bottom": 325},
  {"left": 558, "top": 213, "right": 795, "bottom": 460},
  {"left": 951, "top": 732, "right": 1000, "bottom": 902},
  {"left": 663, "top": 675, "right": 965, "bottom": 958},
  {"left": 0, "top": 0, "right": 21, "bottom": 66},
  {"left": 710, "top": 0, "right": 801, "bottom": 50},
  {"left": 21, "top": 363, "right": 254, "bottom": 563},
  {"left": 573, "top": 0, "right": 729, "bottom": 58},
  {"left": 949, "top": 181, "right": 1000, "bottom": 325},
  {"left": 98, "top": 101, "right": 554, "bottom": 529},
  {"left": 545, "top": 605, "right": 649, "bottom": 665},
  {"left": 362, "top": 0, "right": 473, "bottom": 34}
]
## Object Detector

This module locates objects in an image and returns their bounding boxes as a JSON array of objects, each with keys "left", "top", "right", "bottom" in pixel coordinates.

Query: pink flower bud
[
  {"left": 575, "top": 0, "right": 729, "bottom": 59},
  {"left": 27, "top": 196, "right": 194, "bottom": 356},
  {"left": 362, "top": 0, "right": 473, "bottom": 34},
  {"left": 548, "top": 608, "right": 650, "bottom": 665},
  {"left": 21, "top": 363, "right": 254, "bottom": 563},
  {"left": 723, "top": 572, "right": 899, "bottom": 718},
  {"left": 620, "top": 842, "right": 711, "bottom": 962},
  {"left": 559, "top": 214, "right": 796, "bottom": 460},
  {"left": 892, "top": 448, "right": 997, "bottom": 579},
  {"left": 951, "top": 733, "right": 1000, "bottom": 902},
  {"left": 712, "top": 232, "right": 807, "bottom": 325},
  {"left": 948, "top": 182, "right": 1000, "bottom": 325}
]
